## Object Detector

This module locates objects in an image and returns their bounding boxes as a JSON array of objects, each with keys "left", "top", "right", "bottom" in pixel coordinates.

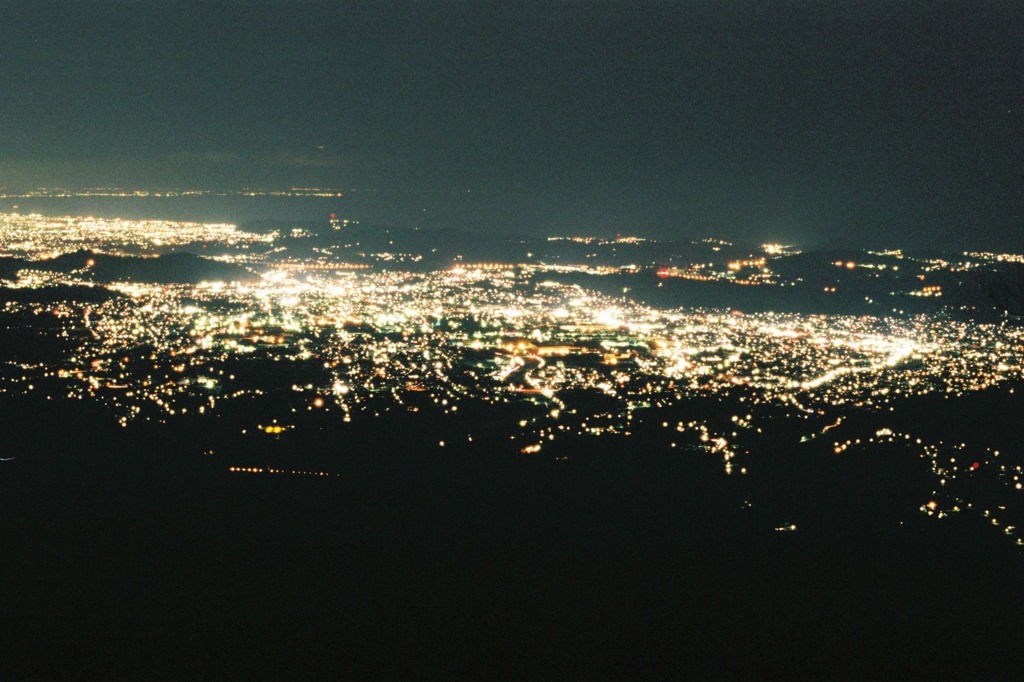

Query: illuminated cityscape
[
  {"left": 3, "top": 1, "right": 1023, "bottom": 677},
  {"left": 2, "top": 210, "right": 1022, "bottom": 548}
]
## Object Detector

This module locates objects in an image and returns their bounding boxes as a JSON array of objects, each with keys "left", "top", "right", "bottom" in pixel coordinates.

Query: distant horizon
[{"left": 0, "top": 187, "right": 1019, "bottom": 254}]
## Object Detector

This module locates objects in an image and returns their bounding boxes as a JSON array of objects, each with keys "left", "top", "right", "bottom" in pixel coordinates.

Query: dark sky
[{"left": 0, "top": 1, "right": 1021, "bottom": 248}]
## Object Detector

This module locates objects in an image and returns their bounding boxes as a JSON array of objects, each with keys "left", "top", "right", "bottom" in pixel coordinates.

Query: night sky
[{"left": 1, "top": 1, "right": 1021, "bottom": 248}]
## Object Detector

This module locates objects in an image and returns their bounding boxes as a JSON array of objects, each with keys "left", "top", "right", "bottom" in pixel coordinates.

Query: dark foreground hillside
[{"left": 2, "top": 387, "right": 1024, "bottom": 680}]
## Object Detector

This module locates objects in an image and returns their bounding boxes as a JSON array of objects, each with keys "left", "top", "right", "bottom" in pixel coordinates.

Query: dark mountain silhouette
[
  {"left": 20, "top": 250, "right": 257, "bottom": 284},
  {"left": 0, "top": 284, "right": 121, "bottom": 304},
  {"left": 0, "top": 257, "right": 26, "bottom": 281}
]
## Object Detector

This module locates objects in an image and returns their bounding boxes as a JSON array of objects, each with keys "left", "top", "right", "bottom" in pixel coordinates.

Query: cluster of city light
[
  {"left": 963, "top": 251, "right": 1024, "bottom": 265},
  {"left": 0, "top": 212, "right": 272, "bottom": 258},
  {"left": 839, "top": 428, "right": 1024, "bottom": 548},
  {"left": 762, "top": 243, "right": 801, "bottom": 256},
  {"left": 546, "top": 235, "right": 654, "bottom": 245},
  {"left": 1, "top": 213, "right": 1022, "bottom": 500},
  {"left": 0, "top": 187, "right": 348, "bottom": 199},
  {"left": 656, "top": 255, "right": 779, "bottom": 284},
  {"left": 1, "top": 246, "right": 1021, "bottom": 442}
]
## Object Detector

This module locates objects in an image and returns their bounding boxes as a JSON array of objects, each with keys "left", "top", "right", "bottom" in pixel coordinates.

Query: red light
[
  {"left": 972, "top": 462, "right": 980, "bottom": 470},
  {"left": 330, "top": 213, "right": 337, "bottom": 219}
]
